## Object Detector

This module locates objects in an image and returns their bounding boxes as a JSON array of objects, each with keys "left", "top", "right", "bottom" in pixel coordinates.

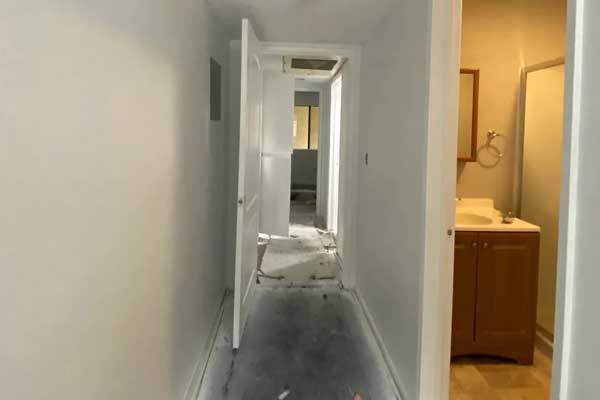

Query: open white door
[
  {"left": 259, "top": 71, "right": 294, "bottom": 237},
  {"left": 233, "top": 19, "right": 262, "bottom": 349}
]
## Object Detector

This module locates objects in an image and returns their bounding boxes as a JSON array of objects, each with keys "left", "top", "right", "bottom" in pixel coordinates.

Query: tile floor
[{"left": 450, "top": 350, "right": 552, "bottom": 400}]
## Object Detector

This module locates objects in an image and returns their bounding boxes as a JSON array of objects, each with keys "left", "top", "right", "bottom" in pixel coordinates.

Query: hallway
[{"left": 197, "top": 199, "right": 398, "bottom": 399}]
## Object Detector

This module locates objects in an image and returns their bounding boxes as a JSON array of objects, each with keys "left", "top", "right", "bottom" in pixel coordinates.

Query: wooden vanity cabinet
[{"left": 451, "top": 231, "right": 540, "bottom": 364}]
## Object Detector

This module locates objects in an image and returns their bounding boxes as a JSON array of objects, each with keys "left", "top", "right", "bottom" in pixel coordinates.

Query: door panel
[
  {"left": 260, "top": 157, "right": 291, "bottom": 236},
  {"left": 451, "top": 232, "right": 479, "bottom": 355},
  {"left": 233, "top": 19, "right": 262, "bottom": 349},
  {"left": 475, "top": 232, "right": 539, "bottom": 362},
  {"left": 259, "top": 71, "right": 294, "bottom": 237}
]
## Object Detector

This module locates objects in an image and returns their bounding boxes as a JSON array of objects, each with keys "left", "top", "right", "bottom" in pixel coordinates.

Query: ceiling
[{"left": 207, "top": 0, "right": 396, "bottom": 43}]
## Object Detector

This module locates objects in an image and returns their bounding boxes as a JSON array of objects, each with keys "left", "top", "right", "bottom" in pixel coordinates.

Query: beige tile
[
  {"left": 451, "top": 364, "right": 490, "bottom": 394},
  {"left": 450, "top": 352, "right": 552, "bottom": 400}
]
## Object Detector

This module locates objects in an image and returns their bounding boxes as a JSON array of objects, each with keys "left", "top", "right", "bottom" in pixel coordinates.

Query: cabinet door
[
  {"left": 475, "top": 232, "right": 540, "bottom": 363},
  {"left": 452, "top": 232, "right": 479, "bottom": 355}
]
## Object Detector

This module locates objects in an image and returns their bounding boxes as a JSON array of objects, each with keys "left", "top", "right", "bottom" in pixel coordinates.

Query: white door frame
[
  {"left": 424, "top": 0, "right": 583, "bottom": 398},
  {"left": 328, "top": 75, "right": 343, "bottom": 235},
  {"left": 512, "top": 57, "right": 566, "bottom": 215},
  {"left": 262, "top": 42, "right": 361, "bottom": 288}
]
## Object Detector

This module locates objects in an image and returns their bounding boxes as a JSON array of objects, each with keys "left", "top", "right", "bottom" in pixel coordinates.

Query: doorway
[
  {"left": 258, "top": 61, "right": 344, "bottom": 286},
  {"left": 290, "top": 90, "right": 320, "bottom": 228},
  {"left": 434, "top": 1, "right": 576, "bottom": 398},
  {"left": 230, "top": 26, "right": 360, "bottom": 348}
]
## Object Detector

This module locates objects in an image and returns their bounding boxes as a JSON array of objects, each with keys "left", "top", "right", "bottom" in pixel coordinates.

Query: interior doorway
[
  {"left": 290, "top": 89, "right": 321, "bottom": 228},
  {"left": 230, "top": 23, "right": 359, "bottom": 348},
  {"left": 447, "top": 1, "right": 569, "bottom": 399},
  {"left": 257, "top": 56, "right": 344, "bottom": 286}
]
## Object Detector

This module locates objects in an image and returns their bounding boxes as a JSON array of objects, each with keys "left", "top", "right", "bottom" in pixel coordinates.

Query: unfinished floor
[
  {"left": 197, "top": 200, "right": 398, "bottom": 399},
  {"left": 258, "top": 200, "right": 339, "bottom": 285},
  {"left": 198, "top": 287, "right": 398, "bottom": 400}
]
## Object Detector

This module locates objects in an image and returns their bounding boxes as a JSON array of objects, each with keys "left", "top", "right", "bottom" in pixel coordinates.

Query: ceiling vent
[{"left": 290, "top": 58, "right": 338, "bottom": 71}]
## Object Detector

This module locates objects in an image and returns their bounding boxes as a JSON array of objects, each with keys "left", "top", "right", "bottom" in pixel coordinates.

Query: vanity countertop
[{"left": 455, "top": 198, "right": 540, "bottom": 233}]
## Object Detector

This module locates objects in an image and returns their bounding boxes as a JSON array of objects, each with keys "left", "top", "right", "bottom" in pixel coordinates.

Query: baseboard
[
  {"left": 314, "top": 214, "right": 327, "bottom": 230},
  {"left": 183, "top": 290, "right": 229, "bottom": 400},
  {"left": 535, "top": 324, "right": 554, "bottom": 358},
  {"left": 352, "top": 288, "right": 405, "bottom": 400}
]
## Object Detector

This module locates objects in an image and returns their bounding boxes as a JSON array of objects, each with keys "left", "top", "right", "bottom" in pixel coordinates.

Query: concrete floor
[
  {"left": 197, "top": 288, "right": 399, "bottom": 400},
  {"left": 197, "top": 200, "right": 398, "bottom": 400}
]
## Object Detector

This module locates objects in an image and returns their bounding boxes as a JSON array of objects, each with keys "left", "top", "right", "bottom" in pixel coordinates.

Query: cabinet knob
[
  {"left": 472, "top": 242, "right": 478, "bottom": 248},
  {"left": 483, "top": 242, "right": 489, "bottom": 248}
]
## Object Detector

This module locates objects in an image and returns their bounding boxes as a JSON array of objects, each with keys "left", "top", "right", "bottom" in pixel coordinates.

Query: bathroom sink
[{"left": 455, "top": 213, "right": 493, "bottom": 225}]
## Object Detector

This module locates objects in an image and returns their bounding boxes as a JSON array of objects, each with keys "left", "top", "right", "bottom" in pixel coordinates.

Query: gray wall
[
  {"left": 291, "top": 150, "right": 318, "bottom": 189},
  {"left": 0, "top": 1, "right": 230, "bottom": 399},
  {"left": 356, "top": 1, "right": 431, "bottom": 398},
  {"left": 295, "top": 91, "right": 320, "bottom": 107}
]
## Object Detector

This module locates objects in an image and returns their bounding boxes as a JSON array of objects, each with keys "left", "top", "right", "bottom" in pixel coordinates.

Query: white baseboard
[
  {"left": 183, "top": 290, "right": 229, "bottom": 400},
  {"left": 352, "top": 288, "right": 405, "bottom": 400},
  {"left": 535, "top": 325, "right": 554, "bottom": 358},
  {"left": 314, "top": 214, "right": 327, "bottom": 230},
  {"left": 335, "top": 251, "right": 344, "bottom": 271}
]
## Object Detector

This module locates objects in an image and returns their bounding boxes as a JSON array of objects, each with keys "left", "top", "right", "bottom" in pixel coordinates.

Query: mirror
[{"left": 458, "top": 69, "right": 479, "bottom": 162}]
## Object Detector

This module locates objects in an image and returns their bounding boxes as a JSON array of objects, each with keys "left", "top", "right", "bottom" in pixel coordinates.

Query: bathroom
[{"left": 451, "top": 0, "right": 567, "bottom": 398}]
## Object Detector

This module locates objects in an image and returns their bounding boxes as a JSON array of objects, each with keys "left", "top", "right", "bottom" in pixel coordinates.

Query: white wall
[
  {"left": 556, "top": 0, "right": 600, "bottom": 396},
  {"left": 356, "top": 1, "right": 432, "bottom": 397},
  {"left": 0, "top": 1, "right": 230, "bottom": 399},
  {"left": 317, "top": 86, "right": 331, "bottom": 223}
]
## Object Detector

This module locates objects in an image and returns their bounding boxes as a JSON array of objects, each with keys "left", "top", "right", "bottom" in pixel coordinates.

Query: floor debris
[{"left": 257, "top": 202, "right": 340, "bottom": 285}]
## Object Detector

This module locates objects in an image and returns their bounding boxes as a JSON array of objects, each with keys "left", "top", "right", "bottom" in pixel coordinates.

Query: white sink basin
[
  {"left": 455, "top": 198, "right": 540, "bottom": 232},
  {"left": 456, "top": 213, "right": 493, "bottom": 225}
]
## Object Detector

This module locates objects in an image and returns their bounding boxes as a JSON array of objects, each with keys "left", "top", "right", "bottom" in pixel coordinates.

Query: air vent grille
[{"left": 291, "top": 58, "right": 338, "bottom": 71}]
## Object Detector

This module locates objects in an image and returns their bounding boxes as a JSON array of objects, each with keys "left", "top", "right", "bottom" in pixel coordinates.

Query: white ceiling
[{"left": 207, "top": 0, "right": 396, "bottom": 43}]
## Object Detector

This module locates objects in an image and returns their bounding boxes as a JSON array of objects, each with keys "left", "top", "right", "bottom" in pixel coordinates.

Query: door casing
[{"left": 425, "top": 0, "right": 584, "bottom": 399}]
